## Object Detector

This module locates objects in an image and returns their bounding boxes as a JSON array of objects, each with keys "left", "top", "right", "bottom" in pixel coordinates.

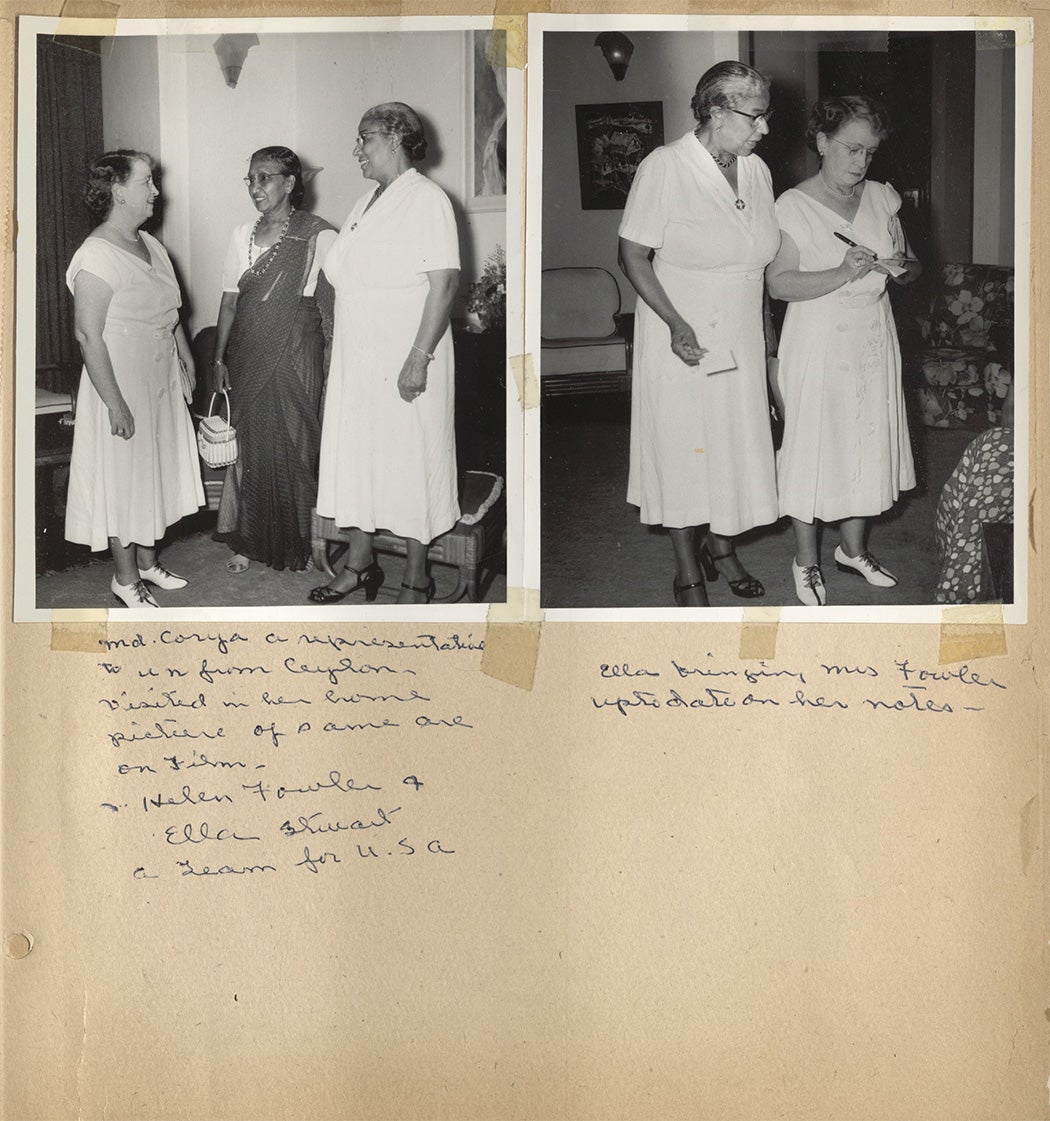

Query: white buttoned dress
[
  {"left": 317, "top": 169, "right": 460, "bottom": 544},
  {"left": 620, "top": 132, "right": 781, "bottom": 534},
  {"left": 64, "top": 233, "right": 203, "bottom": 551},
  {"left": 774, "top": 182, "right": 916, "bottom": 522}
]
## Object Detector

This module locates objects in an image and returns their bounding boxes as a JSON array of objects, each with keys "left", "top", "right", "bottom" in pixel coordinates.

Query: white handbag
[{"left": 197, "top": 391, "right": 238, "bottom": 468}]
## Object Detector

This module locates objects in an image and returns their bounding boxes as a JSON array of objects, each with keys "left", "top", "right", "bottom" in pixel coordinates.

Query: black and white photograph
[
  {"left": 18, "top": 17, "right": 519, "bottom": 620},
  {"left": 530, "top": 21, "right": 1029, "bottom": 618}
]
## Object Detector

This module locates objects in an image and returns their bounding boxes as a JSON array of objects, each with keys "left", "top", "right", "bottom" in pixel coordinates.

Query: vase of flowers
[{"left": 466, "top": 245, "right": 506, "bottom": 333}]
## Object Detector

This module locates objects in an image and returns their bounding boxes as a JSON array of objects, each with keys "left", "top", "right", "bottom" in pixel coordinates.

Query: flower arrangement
[{"left": 466, "top": 245, "right": 506, "bottom": 332}]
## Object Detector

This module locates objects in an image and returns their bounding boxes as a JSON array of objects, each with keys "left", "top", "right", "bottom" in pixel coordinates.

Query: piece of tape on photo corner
[
  {"left": 482, "top": 588, "right": 542, "bottom": 690},
  {"left": 490, "top": 14, "right": 529, "bottom": 70},
  {"left": 938, "top": 604, "right": 1007, "bottom": 664},
  {"left": 56, "top": 0, "right": 119, "bottom": 39},
  {"left": 51, "top": 610, "right": 108, "bottom": 652},
  {"left": 509, "top": 355, "right": 539, "bottom": 409},
  {"left": 739, "top": 607, "right": 779, "bottom": 659}
]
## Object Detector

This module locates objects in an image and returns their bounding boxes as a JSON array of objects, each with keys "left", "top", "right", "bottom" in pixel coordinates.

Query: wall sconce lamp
[
  {"left": 213, "top": 33, "right": 259, "bottom": 89},
  {"left": 594, "top": 32, "right": 634, "bottom": 81}
]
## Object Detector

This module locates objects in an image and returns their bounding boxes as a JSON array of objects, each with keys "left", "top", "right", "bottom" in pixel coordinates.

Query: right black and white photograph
[{"left": 531, "top": 22, "right": 1028, "bottom": 615}]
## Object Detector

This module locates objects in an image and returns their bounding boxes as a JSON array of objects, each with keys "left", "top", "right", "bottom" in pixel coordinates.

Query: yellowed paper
[{"left": 3, "top": 7, "right": 1047, "bottom": 1121}]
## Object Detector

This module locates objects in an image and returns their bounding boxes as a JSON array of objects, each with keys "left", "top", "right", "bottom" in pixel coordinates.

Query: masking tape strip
[
  {"left": 491, "top": 15, "right": 529, "bottom": 70},
  {"left": 976, "top": 16, "right": 1033, "bottom": 47},
  {"left": 938, "top": 603, "right": 1006, "bottom": 664},
  {"left": 509, "top": 354, "right": 539, "bottom": 410},
  {"left": 51, "top": 609, "right": 108, "bottom": 652},
  {"left": 739, "top": 606, "right": 779, "bottom": 660},
  {"left": 482, "top": 587, "right": 543, "bottom": 690},
  {"left": 56, "top": 0, "right": 119, "bottom": 39}
]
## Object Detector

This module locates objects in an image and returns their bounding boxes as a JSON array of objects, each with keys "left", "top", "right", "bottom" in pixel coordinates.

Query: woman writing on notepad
[
  {"left": 766, "top": 94, "right": 920, "bottom": 606},
  {"left": 619, "top": 61, "right": 781, "bottom": 606}
]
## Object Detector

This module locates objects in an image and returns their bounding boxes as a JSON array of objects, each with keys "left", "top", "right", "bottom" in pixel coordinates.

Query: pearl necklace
[
  {"left": 248, "top": 208, "right": 294, "bottom": 268},
  {"left": 820, "top": 169, "right": 856, "bottom": 199},
  {"left": 105, "top": 221, "right": 140, "bottom": 245}
]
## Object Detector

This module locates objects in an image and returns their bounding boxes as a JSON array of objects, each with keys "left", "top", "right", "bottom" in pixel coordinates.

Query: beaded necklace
[{"left": 248, "top": 208, "right": 295, "bottom": 272}]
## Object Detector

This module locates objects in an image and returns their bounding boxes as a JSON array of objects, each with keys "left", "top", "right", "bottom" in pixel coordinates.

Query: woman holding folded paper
[
  {"left": 619, "top": 61, "right": 780, "bottom": 607},
  {"left": 766, "top": 94, "right": 920, "bottom": 606}
]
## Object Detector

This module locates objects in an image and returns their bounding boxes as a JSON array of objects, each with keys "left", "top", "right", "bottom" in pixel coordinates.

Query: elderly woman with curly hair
[
  {"left": 766, "top": 95, "right": 920, "bottom": 605},
  {"left": 65, "top": 150, "right": 203, "bottom": 607},
  {"left": 311, "top": 103, "right": 460, "bottom": 605},
  {"left": 618, "top": 61, "right": 781, "bottom": 607}
]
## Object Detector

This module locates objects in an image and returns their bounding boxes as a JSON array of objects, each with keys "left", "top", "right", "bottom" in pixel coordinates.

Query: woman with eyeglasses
[
  {"left": 618, "top": 61, "right": 781, "bottom": 606},
  {"left": 211, "top": 146, "right": 336, "bottom": 574},
  {"left": 766, "top": 95, "right": 920, "bottom": 606},
  {"left": 310, "top": 103, "right": 460, "bottom": 605},
  {"left": 65, "top": 150, "right": 203, "bottom": 607}
]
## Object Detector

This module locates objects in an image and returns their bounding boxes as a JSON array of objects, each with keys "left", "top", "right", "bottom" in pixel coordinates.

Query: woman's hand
[
  {"left": 669, "top": 318, "right": 707, "bottom": 366},
  {"left": 837, "top": 244, "right": 877, "bottom": 283},
  {"left": 397, "top": 350, "right": 430, "bottom": 403},
  {"left": 108, "top": 399, "right": 135, "bottom": 440},
  {"left": 212, "top": 359, "right": 231, "bottom": 393}
]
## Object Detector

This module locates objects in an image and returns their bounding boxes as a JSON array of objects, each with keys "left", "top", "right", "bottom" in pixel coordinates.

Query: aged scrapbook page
[{"left": 1, "top": 4, "right": 1045, "bottom": 1119}]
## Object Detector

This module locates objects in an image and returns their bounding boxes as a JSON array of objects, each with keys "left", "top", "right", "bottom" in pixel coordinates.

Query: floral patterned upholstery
[{"left": 911, "top": 264, "right": 1014, "bottom": 428}]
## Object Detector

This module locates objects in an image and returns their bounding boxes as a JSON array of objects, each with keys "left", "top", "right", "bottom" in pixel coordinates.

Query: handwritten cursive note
[
  {"left": 592, "top": 655, "right": 1008, "bottom": 717},
  {"left": 95, "top": 630, "right": 483, "bottom": 881}
]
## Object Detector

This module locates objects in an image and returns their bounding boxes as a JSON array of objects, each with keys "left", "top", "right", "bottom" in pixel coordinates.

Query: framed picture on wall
[
  {"left": 575, "top": 100, "right": 664, "bottom": 210},
  {"left": 466, "top": 28, "right": 507, "bottom": 211}
]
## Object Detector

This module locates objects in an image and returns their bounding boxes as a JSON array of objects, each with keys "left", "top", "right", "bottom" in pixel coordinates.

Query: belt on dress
[{"left": 106, "top": 323, "right": 176, "bottom": 339}]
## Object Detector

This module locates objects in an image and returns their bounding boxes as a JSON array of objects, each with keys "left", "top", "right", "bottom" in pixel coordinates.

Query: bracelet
[
  {"left": 411, "top": 345, "right": 435, "bottom": 362},
  {"left": 213, "top": 359, "right": 226, "bottom": 366}
]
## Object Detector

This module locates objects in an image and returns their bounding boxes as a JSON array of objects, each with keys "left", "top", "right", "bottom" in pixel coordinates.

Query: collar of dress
[{"left": 678, "top": 131, "right": 752, "bottom": 221}]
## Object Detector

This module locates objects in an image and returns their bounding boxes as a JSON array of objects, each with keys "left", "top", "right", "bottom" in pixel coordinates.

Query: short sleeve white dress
[
  {"left": 64, "top": 233, "right": 203, "bottom": 551},
  {"left": 317, "top": 169, "right": 461, "bottom": 544},
  {"left": 774, "top": 181, "right": 916, "bottom": 523},
  {"left": 619, "top": 131, "right": 782, "bottom": 534}
]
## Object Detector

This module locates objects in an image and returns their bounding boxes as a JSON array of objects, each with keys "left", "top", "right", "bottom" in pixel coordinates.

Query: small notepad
[{"left": 695, "top": 348, "right": 738, "bottom": 376}]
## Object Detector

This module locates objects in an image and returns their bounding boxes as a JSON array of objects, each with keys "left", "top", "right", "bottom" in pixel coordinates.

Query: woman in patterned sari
[{"left": 212, "top": 146, "right": 336, "bottom": 572}]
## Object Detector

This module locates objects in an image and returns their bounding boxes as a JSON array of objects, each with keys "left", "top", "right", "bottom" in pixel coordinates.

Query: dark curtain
[{"left": 36, "top": 36, "right": 103, "bottom": 385}]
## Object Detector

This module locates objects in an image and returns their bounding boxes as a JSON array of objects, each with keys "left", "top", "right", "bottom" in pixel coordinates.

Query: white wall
[
  {"left": 101, "top": 31, "right": 505, "bottom": 336},
  {"left": 541, "top": 31, "right": 741, "bottom": 311}
]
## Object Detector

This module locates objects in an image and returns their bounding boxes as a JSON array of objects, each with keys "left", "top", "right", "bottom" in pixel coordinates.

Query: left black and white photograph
[{"left": 17, "top": 17, "right": 519, "bottom": 620}]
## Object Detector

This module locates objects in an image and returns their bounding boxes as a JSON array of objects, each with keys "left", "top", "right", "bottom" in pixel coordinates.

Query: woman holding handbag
[
  {"left": 65, "top": 150, "right": 203, "bottom": 608},
  {"left": 211, "top": 146, "right": 336, "bottom": 573}
]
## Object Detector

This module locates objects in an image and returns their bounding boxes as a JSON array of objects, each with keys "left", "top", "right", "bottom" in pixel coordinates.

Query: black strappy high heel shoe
[
  {"left": 673, "top": 575, "right": 707, "bottom": 607},
  {"left": 700, "top": 543, "right": 765, "bottom": 599},
  {"left": 308, "top": 559, "right": 384, "bottom": 604},
  {"left": 400, "top": 577, "right": 436, "bottom": 604}
]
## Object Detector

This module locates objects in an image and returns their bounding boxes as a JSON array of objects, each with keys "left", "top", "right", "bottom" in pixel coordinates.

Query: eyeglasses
[
  {"left": 355, "top": 130, "right": 382, "bottom": 146},
  {"left": 725, "top": 107, "right": 773, "bottom": 127},
  {"left": 827, "top": 136, "right": 880, "bottom": 161},
  {"left": 243, "top": 171, "right": 286, "bottom": 188}
]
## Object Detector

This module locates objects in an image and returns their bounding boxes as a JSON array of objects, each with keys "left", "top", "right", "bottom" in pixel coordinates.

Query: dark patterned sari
[{"left": 215, "top": 210, "right": 335, "bottom": 570}]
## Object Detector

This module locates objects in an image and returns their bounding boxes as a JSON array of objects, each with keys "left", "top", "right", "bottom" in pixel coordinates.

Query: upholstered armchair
[
  {"left": 910, "top": 263, "right": 1014, "bottom": 428},
  {"left": 540, "top": 267, "right": 633, "bottom": 396}
]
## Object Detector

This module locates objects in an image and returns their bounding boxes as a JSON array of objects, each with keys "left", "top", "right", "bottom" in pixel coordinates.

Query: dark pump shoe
[{"left": 308, "top": 560, "right": 384, "bottom": 603}]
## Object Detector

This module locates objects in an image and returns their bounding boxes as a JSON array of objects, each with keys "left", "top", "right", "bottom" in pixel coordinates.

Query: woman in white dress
[
  {"left": 619, "top": 62, "right": 781, "bottom": 607},
  {"left": 65, "top": 150, "right": 203, "bottom": 607},
  {"left": 766, "top": 95, "right": 920, "bottom": 606},
  {"left": 311, "top": 103, "right": 460, "bottom": 605}
]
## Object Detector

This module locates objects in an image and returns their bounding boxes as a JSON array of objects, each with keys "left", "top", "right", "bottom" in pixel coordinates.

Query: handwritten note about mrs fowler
[{"left": 94, "top": 630, "right": 482, "bottom": 881}]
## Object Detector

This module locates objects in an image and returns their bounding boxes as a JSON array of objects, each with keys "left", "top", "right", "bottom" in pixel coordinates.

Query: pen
[{"left": 833, "top": 230, "right": 878, "bottom": 259}]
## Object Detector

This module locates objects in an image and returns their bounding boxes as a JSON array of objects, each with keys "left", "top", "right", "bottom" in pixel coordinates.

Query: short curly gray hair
[{"left": 361, "top": 102, "right": 428, "bottom": 162}]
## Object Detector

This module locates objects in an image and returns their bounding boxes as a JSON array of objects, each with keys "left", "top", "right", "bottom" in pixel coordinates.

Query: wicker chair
[{"left": 310, "top": 471, "right": 506, "bottom": 603}]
